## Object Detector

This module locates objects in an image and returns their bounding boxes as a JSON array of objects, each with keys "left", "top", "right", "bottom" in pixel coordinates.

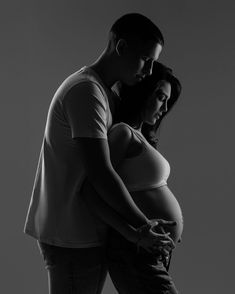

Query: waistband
[{"left": 128, "top": 182, "right": 167, "bottom": 192}]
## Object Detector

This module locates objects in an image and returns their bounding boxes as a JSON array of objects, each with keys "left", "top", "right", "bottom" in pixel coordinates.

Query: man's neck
[{"left": 90, "top": 51, "right": 119, "bottom": 89}]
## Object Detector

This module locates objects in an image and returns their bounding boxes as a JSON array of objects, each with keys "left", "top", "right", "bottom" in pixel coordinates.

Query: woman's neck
[{"left": 130, "top": 121, "right": 143, "bottom": 132}]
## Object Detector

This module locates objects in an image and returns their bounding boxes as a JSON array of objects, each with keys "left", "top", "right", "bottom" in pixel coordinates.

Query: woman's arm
[
  {"left": 81, "top": 124, "right": 175, "bottom": 250},
  {"left": 107, "top": 123, "right": 132, "bottom": 166}
]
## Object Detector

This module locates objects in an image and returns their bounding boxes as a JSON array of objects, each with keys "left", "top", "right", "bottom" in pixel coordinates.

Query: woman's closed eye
[{"left": 157, "top": 94, "right": 166, "bottom": 102}]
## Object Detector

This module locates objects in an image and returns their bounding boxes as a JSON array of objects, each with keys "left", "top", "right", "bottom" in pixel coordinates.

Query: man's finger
[
  {"left": 149, "top": 230, "right": 172, "bottom": 240},
  {"left": 157, "top": 219, "right": 177, "bottom": 226},
  {"left": 160, "top": 240, "right": 175, "bottom": 249},
  {"left": 154, "top": 233, "right": 175, "bottom": 248}
]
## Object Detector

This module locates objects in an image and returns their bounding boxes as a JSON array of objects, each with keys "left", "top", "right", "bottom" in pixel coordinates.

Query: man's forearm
[
  {"left": 88, "top": 166, "right": 149, "bottom": 228},
  {"left": 82, "top": 180, "right": 138, "bottom": 243},
  {"left": 76, "top": 138, "right": 149, "bottom": 229}
]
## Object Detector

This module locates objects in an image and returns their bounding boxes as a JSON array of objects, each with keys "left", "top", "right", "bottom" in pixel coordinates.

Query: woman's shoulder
[
  {"left": 109, "top": 122, "right": 133, "bottom": 134},
  {"left": 108, "top": 122, "right": 133, "bottom": 141}
]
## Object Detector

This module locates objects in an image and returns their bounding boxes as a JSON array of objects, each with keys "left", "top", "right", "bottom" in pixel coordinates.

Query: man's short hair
[{"left": 110, "top": 13, "right": 164, "bottom": 46}]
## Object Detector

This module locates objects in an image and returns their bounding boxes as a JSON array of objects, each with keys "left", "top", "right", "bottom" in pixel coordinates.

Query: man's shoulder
[
  {"left": 62, "top": 67, "right": 103, "bottom": 93},
  {"left": 53, "top": 67, "right": 105, "bottom": 104}
]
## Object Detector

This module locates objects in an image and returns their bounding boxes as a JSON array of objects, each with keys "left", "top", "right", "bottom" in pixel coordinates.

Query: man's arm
[
  {"left": 81, "top": 179, "right": 175, "bottom": 252},
  {"left": 63, "top": 81, "right": 148, "bottom": 228},
  {"left": 81, "top": 179, "right": 138, "bottom": 243},
  {"left": 79, "top": 125, "right": 175, "bottom": 250}
]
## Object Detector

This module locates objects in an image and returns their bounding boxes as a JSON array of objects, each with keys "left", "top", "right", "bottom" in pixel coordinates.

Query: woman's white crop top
[{"left": 109, "top": 123, "right": 170, "bottom": 192}]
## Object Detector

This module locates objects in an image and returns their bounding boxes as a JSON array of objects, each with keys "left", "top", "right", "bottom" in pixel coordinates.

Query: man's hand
[
  {"left": 152, "top": 219, "right": 177, "bottom": 256},
  {"left": 136, "top": 219, "right": 176, "bottom": 253},
  {"left": 152, "top": 219, "right": 177, "bottom": 232}
]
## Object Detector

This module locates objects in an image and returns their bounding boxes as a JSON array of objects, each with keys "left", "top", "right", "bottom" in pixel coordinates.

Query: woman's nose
[{"left": 163, "top": 102, "right": 168, "bottom": 112}]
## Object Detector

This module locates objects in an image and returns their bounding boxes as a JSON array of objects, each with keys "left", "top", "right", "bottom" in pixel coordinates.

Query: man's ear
[{"left": 115, "top": 39, "right": 128, "bottom": 56}]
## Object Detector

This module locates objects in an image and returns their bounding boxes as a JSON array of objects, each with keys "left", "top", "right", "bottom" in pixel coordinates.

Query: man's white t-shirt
[{"left": 24, "top": 66, "right": 116, "bottom": 248}]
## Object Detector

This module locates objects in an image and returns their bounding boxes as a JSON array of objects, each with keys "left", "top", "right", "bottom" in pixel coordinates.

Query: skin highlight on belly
[{"left": 130, "top": 185, "right": 184, "bottom": 243}]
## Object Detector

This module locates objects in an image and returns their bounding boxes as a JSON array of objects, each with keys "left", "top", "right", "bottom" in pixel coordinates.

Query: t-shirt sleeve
[{"left": 63, "top": 81, "right": 108, "bottom": 139}]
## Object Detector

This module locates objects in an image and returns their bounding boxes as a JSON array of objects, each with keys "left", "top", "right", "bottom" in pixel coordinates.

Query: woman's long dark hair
[{"left": 114, "top": 62, "right": 182, "bottom": 148}]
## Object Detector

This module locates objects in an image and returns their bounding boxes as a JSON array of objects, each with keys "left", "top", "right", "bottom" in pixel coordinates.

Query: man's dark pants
[{"left": 38, "top": 242, "right": 107, "bottom": 294}]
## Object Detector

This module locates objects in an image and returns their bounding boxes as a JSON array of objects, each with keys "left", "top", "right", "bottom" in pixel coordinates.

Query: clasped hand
[{"left": 137, "top": 219, "right": 176, "bottom": 255}]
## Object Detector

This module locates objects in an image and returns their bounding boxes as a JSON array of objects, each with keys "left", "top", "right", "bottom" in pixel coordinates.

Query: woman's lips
[{"left": 154, "top": 113, "right": 162, "bottom": 119}]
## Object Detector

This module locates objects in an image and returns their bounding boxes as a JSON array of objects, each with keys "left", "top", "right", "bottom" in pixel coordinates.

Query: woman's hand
[
  {"left": 136, "top": 219, "right": 176, "bottom": 253},
  {"left": 152, "top": 219, "right": 178, "bottom": 255}
]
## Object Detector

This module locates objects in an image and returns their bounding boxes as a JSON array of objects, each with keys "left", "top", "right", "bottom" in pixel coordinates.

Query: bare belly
[{"left": 130, "top": 185, "right": 184, "bottom": 243}]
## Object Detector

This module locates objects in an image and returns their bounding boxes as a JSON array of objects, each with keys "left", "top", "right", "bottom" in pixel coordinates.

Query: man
[{"left": 24, "top": 13, "right": 175, "bottom": 294}]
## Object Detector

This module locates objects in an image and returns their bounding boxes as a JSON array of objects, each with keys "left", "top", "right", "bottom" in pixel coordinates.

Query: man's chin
[
  {"left": 124, "top": 79, "right": 138, "bottom": 86},
  {"left": 122, "top": 76, "right": 141, "bottom": 86}
]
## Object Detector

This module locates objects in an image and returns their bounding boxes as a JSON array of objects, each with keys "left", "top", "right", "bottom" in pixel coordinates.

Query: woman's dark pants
[{"left": 107, "top": 230, "right": 179, "bottom": 294}]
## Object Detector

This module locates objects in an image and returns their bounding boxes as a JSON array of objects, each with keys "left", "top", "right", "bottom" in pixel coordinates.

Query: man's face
[{"left": 119, "top": 39, "right": 163, "bottom": 85}]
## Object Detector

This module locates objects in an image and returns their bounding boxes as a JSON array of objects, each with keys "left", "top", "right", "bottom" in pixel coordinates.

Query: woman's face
[{"left": 142, "top": 80, "right": 171, "bottom": 125}]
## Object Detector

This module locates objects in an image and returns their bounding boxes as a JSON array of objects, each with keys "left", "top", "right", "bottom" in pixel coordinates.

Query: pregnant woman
[{"left": 83, "top": 62, "right": 183, "bottom": 294}]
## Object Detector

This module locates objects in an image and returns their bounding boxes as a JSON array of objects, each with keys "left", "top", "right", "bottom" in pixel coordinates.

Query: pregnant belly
[{"left": 131, "top": 185, "right": 184, "bottom": 243}]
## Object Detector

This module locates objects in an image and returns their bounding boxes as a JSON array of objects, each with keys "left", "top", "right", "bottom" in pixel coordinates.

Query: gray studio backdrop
[{"left": 1, "top": 0, "right": 234, "bottom": 293}]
